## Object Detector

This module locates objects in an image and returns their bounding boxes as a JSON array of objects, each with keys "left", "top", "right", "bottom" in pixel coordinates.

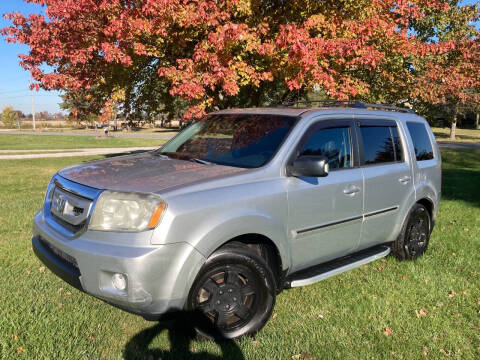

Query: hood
[{"left": 58, "top": 152, "right": 248, "bottom": 194}]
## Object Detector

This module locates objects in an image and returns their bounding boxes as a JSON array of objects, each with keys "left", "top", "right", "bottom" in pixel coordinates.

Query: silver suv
[{"left": 33, "top": 102, "right": 441, "bottom": 339}]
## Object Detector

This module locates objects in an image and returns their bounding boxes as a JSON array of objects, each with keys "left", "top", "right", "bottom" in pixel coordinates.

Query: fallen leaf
[
  {"left": 402, "top": 275, "right": 408, "bottom": 280},
  {"left": 38, "top": 266, "right": 45, "bottom": 273},
  {"left": 378, "top": 266, "right": 384, "bottom": 271},
  {"left": 452, "top": 253, "right": 456, "bottom": 256},
  {"left": 16, "top": 346, "right": 23, "bottom": 354},
  {"left": 88, "top": 336, "right": 95, "bottom": 342},
  {"left": 252, "top": 339, "right": 259, "bottom": 346},
  {"left": 381, "top": 258, "right": 387, "bottom": 263},
  {"left": 26, "top": 269, "right": 31, "bottom": 275},
  {"left": 463, "top": 228, "right": 469, "bottom": 232},
  {"left": 292, "top": 354, "right": 313, "bottom": 360},
  {"left": 59, "top": 303, "right": 63, "bottom": 309},
  {"left": 272, "top": 312, "right": 277, "bottom": 319},
  {"left": 437, "top": 301, "right": 444, "bottom": 307},
  {"left": 12, "top": 334, "right": 18, "bottom": 340},
  {"left": 415, "top": 308, "right": 429, "bottom": 318},
  {"left": 448, "top": 291, "right": 457, "bottom": 298},
  {"left": 318, "top": 314, "right": 324, "bottom": 319},
  {"left": 440, "top": 349, "right": 451, "bottom": 357},
  {"left": 57, "top": 288, "right": 63, "bottom": 293},
  {"left": 66, "top": 291, "right": 72, "bottom": 297},
  {"left": 384, "top": 328, "right": 392, "bottom": 336},
  {"left": 461, "top": 290, "right": 467, "bottom": 295},
  {"left": 423, "top": 347, "right": 429, "bottom": 357}
]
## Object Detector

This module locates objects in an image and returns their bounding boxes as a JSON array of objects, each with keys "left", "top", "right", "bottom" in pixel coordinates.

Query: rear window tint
[
  {"left": 360, "top": 126, "right": 402, "bottom": 165},
  {"left": 406, "top": 122, "right": 434, "bottom": 161}
]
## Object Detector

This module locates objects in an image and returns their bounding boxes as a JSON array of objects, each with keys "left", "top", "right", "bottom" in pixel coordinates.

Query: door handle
[
  {"left": 343, "top": 185, "right": 361, "bottom": 195},
  {"left": 398, "top": 176, "right": 412, "bottom": 184}
]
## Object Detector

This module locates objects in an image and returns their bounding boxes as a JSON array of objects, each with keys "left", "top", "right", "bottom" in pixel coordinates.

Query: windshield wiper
[{"left": 189, "top": 158, "right": 215, "bottom": 165}]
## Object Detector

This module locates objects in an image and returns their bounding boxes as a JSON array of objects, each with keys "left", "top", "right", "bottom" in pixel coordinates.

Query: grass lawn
[
  {"left": 0, "top": 150, "right": 479, "bottom": 359},
  {"left": 432, "top": 127, "right": 480, "bottom": 143},
  {"left": 0, "top": 134, "right": 165, "bottom": 150}
]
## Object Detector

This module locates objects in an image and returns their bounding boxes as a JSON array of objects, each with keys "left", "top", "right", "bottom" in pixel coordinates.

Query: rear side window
[
  {"left": 360, "top": 126, "right": 403, "bottom": 165},
  {"left": 300, "top": 127, "right": 352, "bottom": 170},
  {"left": 406, "top": 122, "right": 434, "bottom": 161}
]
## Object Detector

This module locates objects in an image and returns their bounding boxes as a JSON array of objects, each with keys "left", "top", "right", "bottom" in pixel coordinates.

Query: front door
[{"left": 287, "top": 120, "right": 363, "bottom": 272}]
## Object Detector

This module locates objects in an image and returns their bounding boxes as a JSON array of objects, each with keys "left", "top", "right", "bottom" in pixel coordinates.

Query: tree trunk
[
  {"left": 449, "top": 105, "right": 458, "bottom": 140},
  {"left": 476, "top": 112, "right": 479, "bottom": 130}
]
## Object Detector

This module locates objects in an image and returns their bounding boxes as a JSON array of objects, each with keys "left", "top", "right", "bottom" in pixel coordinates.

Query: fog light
[{"left": 112, "top": 273, "right": 127, "bottom": 291}]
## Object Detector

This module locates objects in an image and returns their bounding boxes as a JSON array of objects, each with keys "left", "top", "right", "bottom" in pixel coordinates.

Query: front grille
[
  {"left": 49, "top": 185, "right": 93, "bottom": 234},
  {"left": 39, "top": 237, "right": 79, "bottom": 269},
  {"left": 50, "top": 213, "right": 85, "bottom": 233}
]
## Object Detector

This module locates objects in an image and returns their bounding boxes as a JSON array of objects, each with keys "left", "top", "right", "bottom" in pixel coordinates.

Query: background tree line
[{"left": 2, "top": 0, "right": 479, "bottom": 138}]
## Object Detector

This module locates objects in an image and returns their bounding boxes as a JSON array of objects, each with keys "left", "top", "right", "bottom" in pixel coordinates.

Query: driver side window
[{"left": 299, "top": 127, "right": 352, "bottom": 170}]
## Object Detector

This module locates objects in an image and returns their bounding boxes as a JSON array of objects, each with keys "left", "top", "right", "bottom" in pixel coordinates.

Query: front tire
[
  {"left": 392, "top": 203, "right": 432, "bottom": 260},
  {"left": 187, "top": 244, "right": 276, "bottom": 340}
]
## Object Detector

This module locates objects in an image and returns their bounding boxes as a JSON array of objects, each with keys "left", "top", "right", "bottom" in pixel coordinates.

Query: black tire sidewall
[{"left": 187, "top": 247, "right": 276, "bottom": 340}]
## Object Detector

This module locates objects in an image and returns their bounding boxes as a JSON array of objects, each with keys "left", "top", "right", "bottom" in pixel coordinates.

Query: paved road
[
  {"left": 0, "top": 147, "right": 157, "bottom": 160},
  {"left": 437, "top": 141, "right": 480, "bottom": 149},
  {"left": 0, "top": 129, "right": 175, "bottom": 139}
]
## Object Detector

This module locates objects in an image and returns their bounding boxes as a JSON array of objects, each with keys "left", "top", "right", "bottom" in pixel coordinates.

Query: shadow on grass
[
  {"left": 123, "top": 312, "right": 245, "bottom": 360},
  {"left": 442, "top": 168, "right": 480, "bottom": 207}
]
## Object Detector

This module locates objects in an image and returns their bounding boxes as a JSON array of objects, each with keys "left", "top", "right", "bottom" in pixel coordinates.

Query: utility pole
[{"left": 30, "top": 77, "right": 36, "bottom": 131}]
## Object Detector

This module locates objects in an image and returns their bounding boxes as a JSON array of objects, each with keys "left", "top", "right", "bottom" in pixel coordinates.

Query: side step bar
[{"left": 286, "top": 245, "right": 391, "bottom": 288}]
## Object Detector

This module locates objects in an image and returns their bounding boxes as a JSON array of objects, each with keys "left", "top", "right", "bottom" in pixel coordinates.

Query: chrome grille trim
[{"left": 44, "top": 175, "right": 103, "bottom": 238}]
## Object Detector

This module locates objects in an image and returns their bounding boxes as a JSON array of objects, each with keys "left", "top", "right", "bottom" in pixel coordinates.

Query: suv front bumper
[{"left": 32, "top": 211, "right": 206, "bottom": 319}]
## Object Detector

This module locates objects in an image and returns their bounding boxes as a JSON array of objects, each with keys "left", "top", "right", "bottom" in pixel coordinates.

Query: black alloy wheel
[
  {"left": 187, "top": 244, "right": 276, "bottom": 339},
  {"left": 392, "top": 203, "right": 432, "bottom": 260}
]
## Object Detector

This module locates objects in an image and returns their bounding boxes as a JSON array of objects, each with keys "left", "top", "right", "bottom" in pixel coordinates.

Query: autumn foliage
[{"left": 2, "top": 0, "right": 479, "bottom": 124}]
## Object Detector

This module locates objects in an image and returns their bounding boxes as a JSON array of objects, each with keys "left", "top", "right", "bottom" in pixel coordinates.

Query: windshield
[{"left": 157, "top": 114, "right": 297, "bottom": 168}]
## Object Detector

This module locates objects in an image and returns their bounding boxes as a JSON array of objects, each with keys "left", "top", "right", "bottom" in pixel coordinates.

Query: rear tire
[
  {"left": 392, "top": 203, "right": 432, "bottom": 260},
  {"left": 186, "top": 244, "right": 276, "bottom": 340}
]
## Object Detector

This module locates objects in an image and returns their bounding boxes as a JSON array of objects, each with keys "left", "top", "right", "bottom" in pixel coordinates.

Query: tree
[
  {"left": 2, "top": 0, "right": 456, "bottom": 121},
  {"left": 410, "top": 1, "right": 480, "bottom": 139},
  {"left": 1, "top": 106, "right": 19, "bottom": 128}
]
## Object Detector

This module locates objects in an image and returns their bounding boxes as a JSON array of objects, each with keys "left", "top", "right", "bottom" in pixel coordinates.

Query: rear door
[
  {"left": 355, "top": 118, "right": 414, "bottom": 249},
  {"left": 286, "top": 119, "right": 364, "bottom": 271}
]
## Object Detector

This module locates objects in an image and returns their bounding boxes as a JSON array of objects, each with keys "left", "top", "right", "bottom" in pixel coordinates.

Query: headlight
[{"left": 89, "top": 191, "right": 167, "bottom": 232}]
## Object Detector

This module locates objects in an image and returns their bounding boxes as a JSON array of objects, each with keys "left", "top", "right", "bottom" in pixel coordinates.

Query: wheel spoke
[
  {"left": 215, "top": 311, "right": 229, "bottom": 328},
  {"left": 197, "top": 299, "right": 214, "bottom": 313},
  {"left": 234, "top": 304, "right": 251, "bottom": 320},
  {"left": 225, "top": 270, "right": 239, "bottom": 285},
  {"left": 240, "top": 284, "right": 255, "bottom": 296},
  {"left": 202, "top": 278, "right": 219, "bottom": 294}
]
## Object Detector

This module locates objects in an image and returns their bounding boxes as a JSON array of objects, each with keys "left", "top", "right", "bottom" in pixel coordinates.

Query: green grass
[
  {"left": 0, "top": 134, "right": 165, "bottom": 150},
  {"left": 432, "top": 127, "right": 480, "bottom": 143},
  {"left": 0, "top": 150, "right": 479, "bottom": 359}
]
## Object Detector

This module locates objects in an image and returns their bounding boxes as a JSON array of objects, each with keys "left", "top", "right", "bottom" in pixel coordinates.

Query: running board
[{"left": 286, "top": 245, "right": 391, "bottom": 288}]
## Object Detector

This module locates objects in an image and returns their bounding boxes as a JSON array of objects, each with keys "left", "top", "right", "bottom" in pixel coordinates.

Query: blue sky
[
  {"left": 1, "top": 0, "right": 479, "bottom": 115},
  {"left": 0, "top": 1, "right": 64, "bottom": 114}
]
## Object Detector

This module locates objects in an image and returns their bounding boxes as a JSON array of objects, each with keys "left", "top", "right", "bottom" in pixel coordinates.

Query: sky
[{"left": 0, "top": 0, "right": 479, "bottom": 115}]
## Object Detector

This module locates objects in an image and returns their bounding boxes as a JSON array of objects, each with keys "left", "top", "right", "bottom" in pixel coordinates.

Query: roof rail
[{"left": 278, "top": 100, "right": 415, "bottom": 114}]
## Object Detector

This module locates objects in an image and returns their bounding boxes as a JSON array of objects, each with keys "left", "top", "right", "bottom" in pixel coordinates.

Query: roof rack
[{"left": 279, "top": 100, "right": 415, "bottom": 114}]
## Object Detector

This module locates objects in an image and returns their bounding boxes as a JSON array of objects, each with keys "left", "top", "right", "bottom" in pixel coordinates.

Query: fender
[{"left": 174, "top": 210, "right": 291, "bottom": 272}]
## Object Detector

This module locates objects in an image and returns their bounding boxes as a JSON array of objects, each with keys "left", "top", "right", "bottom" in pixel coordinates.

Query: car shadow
[
  {"left": 123, "top": 312, "right": 245, "bottom": 360},
  {"left": 442, "top": 168, "right": 480, "bottom": 208}
]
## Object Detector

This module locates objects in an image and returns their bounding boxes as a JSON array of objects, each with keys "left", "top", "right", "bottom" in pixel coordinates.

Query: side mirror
[{"left": 288, "top": 155, "right": 329, "bottom": 177}]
